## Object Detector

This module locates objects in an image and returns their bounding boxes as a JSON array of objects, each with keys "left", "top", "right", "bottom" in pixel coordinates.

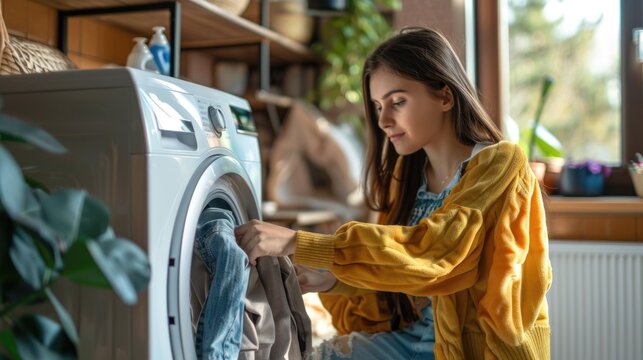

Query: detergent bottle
[
  {"left": 126, "top": 37, "right": 158, "bottom": 73},
  {"left": 149, "top": 26, "right": 171, "bottom": 76}
]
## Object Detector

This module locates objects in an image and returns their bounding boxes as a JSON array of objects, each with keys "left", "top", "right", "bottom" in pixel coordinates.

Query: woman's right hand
[
  {"left": 235, "top": 219, "right": 297, "bottom": 266},
  {"left": 294, "top": 265, "right": 337, "bottom": 294}
]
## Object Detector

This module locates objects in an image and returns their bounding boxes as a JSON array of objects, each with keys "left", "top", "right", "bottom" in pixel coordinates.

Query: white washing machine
[{"left": 0, "top": 68, "right": 262, "bottom": 359}]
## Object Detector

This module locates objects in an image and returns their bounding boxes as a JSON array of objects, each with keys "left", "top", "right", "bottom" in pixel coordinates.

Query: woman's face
[{"left": 369, "top": 66, "right": 453, "bottom": 155}]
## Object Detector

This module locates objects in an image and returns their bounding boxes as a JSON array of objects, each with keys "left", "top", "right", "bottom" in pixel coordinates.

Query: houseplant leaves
[
  {"left": 10, "top": 314, "right": 76, "bottom": 360},
  {"left": 1, "top": 104, "right": 150, "bottom": 359}
]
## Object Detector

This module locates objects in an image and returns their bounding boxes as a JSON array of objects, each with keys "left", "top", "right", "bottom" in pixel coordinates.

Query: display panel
[{"left": 229, "top": 105, "right": 256, "bottom": 134}]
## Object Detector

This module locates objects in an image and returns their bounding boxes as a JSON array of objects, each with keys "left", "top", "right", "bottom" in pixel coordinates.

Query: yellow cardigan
[{"left": 293, "top": 141, "right": 552, "bottom": 359}]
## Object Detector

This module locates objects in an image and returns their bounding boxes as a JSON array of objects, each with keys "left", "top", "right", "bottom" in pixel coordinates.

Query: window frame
[{"left": 476, "top": 0, "right": 642, "bottom": 195}]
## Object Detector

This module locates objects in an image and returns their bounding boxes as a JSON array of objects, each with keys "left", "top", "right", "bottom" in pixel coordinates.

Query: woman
[{"left": 236, "top": 27, "right": 551, "bottom": 359}]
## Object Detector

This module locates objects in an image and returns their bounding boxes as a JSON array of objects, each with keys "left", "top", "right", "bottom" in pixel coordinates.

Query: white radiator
[{"left": 548, "top": 241, "right": 643, "bottom": 360}]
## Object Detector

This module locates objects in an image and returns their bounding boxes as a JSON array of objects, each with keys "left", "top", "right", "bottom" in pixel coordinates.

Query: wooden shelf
[
  {"left": 35, "top": 0, "right": 320, "bottom": 65},
  {"left": 547, "top": 196, "right": 643, "bottom": 215},
  {"left": 546, "top": 196, "right": 643, "bottom": 242}
]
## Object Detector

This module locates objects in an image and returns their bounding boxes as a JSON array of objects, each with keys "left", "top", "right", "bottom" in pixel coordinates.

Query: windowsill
[
  {"left": 545, "top": 196, "right": 643, "bottom": 241},
  {"left": 546, "top": 196, "right": 643, "bottom": 215}
]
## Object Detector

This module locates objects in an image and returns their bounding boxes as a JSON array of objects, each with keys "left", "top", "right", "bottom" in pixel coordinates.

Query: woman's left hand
[
  {"left": 235, "top": 219, "right": 297, "bottom": 266},
  {"left": 294, "top": 265, "right": 337, "bottom": 294}
]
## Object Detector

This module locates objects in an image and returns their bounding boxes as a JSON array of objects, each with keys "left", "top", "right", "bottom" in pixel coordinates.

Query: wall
[
  {"left": 393, "top": 0, "right": 467, "bottom": 65},
  {"left": 2, "top": 0, "right": 137, "bottom": 69}
]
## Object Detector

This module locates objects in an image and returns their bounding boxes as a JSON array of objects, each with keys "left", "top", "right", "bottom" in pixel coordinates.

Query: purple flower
[{"left": 567, "top": 160, "right": 612, "bottom": 177}]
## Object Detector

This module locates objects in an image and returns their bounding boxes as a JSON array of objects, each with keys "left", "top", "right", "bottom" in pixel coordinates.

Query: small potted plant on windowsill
[
  {"left": 629, "top": 153, "right": 643, "bottom": 198},
  {"left": 559, "top": 160, "right": 612, "bottom": 197},
  {"left": 513, "top": 75, "right": 564, "bottom": 192}
]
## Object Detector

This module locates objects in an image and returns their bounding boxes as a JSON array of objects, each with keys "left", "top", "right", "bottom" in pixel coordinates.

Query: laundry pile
[{"left": 191, "top": 208, "right": 312, "bottom": 359}]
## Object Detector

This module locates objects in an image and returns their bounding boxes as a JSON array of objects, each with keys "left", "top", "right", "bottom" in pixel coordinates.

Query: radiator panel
[{"left": 548, "top": 241, "right": 643, "bottom": 360}]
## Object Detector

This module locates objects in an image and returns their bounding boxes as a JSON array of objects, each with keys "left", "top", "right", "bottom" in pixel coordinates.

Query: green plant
[
  {"left": 0, "top": 101, "right": 150, "bottom": 359},
  {"left": 520, "top": 74, "right": 564, "bottom": 161},
  {"left": 313, "top": 0, "right": 401, "bottom": 126}
]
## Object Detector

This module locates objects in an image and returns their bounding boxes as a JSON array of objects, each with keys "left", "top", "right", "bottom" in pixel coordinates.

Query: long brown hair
[{"left": 362, "top": 27, "right": 503, "bottom": 226}]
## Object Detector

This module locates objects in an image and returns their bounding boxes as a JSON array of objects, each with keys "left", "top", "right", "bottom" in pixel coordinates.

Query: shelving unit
[{"left": 36, "top": 0, "right": 320, "bottom": 78}]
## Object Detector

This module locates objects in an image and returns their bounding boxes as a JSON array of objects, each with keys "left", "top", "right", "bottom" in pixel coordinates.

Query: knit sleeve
[
  {"left": 292, "top": 142, "right": 526, "bottom": 297},
  {"left": 295, "top": 204, "right": 485, "bottom": 296},
  {"left": 476, "top": 171, "right": 552, "bottom": 346}
]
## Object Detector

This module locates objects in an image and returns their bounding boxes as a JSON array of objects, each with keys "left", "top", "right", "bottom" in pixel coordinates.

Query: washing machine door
[{"left": 166, "top": 154, "right": 260, "bottom": 359}]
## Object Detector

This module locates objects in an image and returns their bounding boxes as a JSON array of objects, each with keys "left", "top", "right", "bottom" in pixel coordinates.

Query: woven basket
[
  {"left": 208, "top": 0, "right": 250, "bottom": 16},
  {"left": 1, "top": 6, "right": 76, "bottom": 75}
]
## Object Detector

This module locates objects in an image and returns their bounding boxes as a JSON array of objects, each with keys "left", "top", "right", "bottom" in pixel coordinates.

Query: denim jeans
[
  {"left": 310, "top": 303, "right": 435, "bottom": 360},
  {"left": 194, "top": 208, "right": 250, "bottom": 360}
]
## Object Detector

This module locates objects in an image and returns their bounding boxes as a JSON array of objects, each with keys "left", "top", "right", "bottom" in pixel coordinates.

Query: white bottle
[
  {"left": 149, "top": 26, "right": 170, "bottom": 76},
  {"left": 126, "top": 37, "right": 158, "bottom": 73}
]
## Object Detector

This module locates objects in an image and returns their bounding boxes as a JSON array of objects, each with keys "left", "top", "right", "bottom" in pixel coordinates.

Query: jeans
[
  {"left": 194, "top": 208, "right": 250, "bottom": 360},
  {"left": 310, "top": 303, "right": 435, "bottom": 360}
]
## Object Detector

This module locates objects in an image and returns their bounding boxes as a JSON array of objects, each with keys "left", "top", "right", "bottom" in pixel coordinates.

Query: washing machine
[{"left": 0, "top": 68, "right": 262, "bottom": 359}]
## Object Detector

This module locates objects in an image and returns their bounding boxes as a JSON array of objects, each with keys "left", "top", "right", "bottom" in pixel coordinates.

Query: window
[
  {"left": 506, "top": 0, "right": 621, "bottom": 164},
  {"left": 477, "top": 0, "right": 642, "bottom": 194}
]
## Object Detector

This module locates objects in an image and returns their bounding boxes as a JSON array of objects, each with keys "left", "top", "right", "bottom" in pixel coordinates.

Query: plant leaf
[
  {"left": 12, "top": 314, "right": 76, "bottom": 360},
  {"left": 39, "top": 190, "right": 85, "bottom": 248},
  {"left": 78, "top": 195, "right": 111, "bottom": 240},
  {"left": 519, "top": 124, "right": 564, "bottom": 160},
  {"left": 9, "top": 227, "right": 47, "bottom": 289},
  {"left": 0, "top": 330, "right": 20, "bottom": 360},
  {"left": 0, "top": 146, "right": 28, "bottom": 218},
  {"left": 24, "top": 176, "right": 50, "bottom": 193},
  {"left": 534, "top": 124, "right": 564, "bottom": 158},
  {"left": 44, "top": 288, "right": 79, "bottom": 345},
  {"left": 86, "top": 238, "right": 150, "bottom": 305},
  {"left": 0, "top": 112, "right": 66, "bottom": 154},
  {"left": 0, "top": 148, "right": 59, "bottom": 254},
  {"left": 62, "top": 240, "right": 110, "bottom": 288}
]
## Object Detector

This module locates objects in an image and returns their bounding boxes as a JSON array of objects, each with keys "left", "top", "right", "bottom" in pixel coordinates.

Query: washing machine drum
[{"left": 169, "top": 156, "right": 312, "bottom": 359}]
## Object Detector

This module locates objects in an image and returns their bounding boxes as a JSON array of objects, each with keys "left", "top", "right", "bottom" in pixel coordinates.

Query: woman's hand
[
  {"left": 294, "top": 265, "right": 337, "bottom": 294},
  {"left": 235, "top": 219, "right": 297, "bottom": 266}
]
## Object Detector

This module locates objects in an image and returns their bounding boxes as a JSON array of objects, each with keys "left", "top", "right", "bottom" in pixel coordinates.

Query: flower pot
[
  {"left": 542, "top": 157, "right": 564, "bottom": 194},
  {"left": 529, "top": 161, "right": 546, "bottom": 184},
  {"left": 631, "top": 172, "right": 643, "bottom": 198},
  {"left": 560, "top": 166, "right": 604, "bottom": 196}
]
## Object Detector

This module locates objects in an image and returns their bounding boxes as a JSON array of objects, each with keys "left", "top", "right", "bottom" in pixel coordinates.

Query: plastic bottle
[
  {"left": 126, "top": 37, "right": 158, "bottom": 73},
  {"left": 149, "top": 26, "right": 171, "bottom": 76}
]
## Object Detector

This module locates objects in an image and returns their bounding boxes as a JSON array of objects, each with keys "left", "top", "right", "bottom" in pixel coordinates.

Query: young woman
[{"left": 236, "top": 27, "right": 551, "bottom": 359}]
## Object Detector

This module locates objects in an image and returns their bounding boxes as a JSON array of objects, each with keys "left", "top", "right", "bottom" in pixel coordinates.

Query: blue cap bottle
[{"left": 149, "top": 26, "right": 170, "bottom": 76}]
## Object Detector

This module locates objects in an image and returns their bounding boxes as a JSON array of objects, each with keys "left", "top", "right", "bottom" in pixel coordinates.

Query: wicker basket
[
  {"left": 1, "top": 6, "right": 76, "bottom": 75},
  {"left": 208, "top": 0, "right": 251, "bottom": 16}
]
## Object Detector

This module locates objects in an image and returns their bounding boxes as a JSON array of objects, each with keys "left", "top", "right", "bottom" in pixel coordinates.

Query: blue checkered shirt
[{"left": 407, "top": 158, "right": 472, "bottom": 226}]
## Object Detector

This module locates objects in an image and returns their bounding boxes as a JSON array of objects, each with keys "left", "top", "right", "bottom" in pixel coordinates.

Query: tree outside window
[{"left": 506, "top": 0, "right": 621, "bottom": 164}]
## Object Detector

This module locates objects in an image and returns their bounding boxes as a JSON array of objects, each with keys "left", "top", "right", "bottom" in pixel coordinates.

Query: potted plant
[
  {"left": 512, "top": 75, "right": 564, "bottom": 191},
  {"left": 0, "top": 103, "right": 150, "bottom": 359},
  {"left": 559, "top": 160, "right": 612, "bottom": 197},
  {"left": 312, "top": 0, "right": 401, "bottom": 128}
]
